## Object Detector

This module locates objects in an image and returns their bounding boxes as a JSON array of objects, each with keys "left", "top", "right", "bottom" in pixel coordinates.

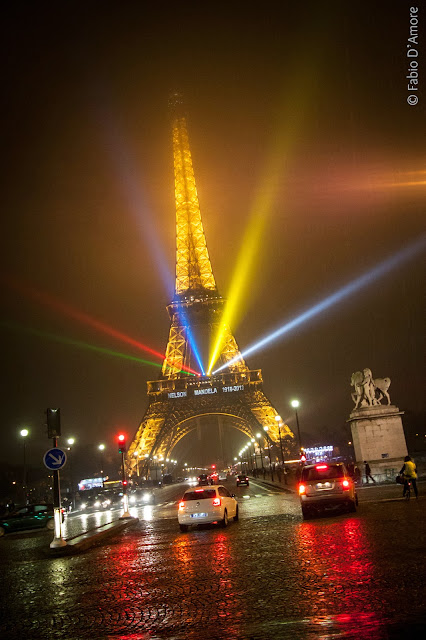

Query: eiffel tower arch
[{"left": 127, "top": 94, "right": 295, "bottom": 475}]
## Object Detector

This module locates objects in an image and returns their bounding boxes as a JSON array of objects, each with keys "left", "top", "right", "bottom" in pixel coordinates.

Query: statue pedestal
[{"left": 347, "top": 405, "right": 408, "bottom": 481}]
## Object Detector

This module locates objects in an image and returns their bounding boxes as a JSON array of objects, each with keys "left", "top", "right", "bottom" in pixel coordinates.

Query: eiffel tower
[{"left": 127, "top": 94, "right": 295, "bottom": 475}]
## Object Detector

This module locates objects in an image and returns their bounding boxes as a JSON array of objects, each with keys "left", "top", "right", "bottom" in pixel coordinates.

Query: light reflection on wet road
[{"left": 0, "top": 481, "right": 425, "bottom": 639}]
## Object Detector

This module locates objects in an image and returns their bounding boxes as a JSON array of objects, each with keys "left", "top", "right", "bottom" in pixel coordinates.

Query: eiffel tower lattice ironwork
[{"left": 127, "top": 95, "right": 295, "bottom": 476}]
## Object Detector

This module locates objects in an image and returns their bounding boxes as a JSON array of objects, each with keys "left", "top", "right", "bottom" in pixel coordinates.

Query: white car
[{"left": 178, "top": 485, "right": 238, "bottom": 532}]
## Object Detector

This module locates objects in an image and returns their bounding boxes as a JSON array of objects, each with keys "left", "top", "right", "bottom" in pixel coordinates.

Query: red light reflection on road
[
  {"left": 295, "top": 517, "right": 386, "bottom": 638},
  {"left": 172, "top": 531, "right": 243, "bottom": 636}
]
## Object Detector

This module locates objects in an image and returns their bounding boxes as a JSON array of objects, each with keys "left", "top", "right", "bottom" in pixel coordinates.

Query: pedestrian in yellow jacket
[{"left": 400, "top": 456, "right": 418, "bottom": 498}]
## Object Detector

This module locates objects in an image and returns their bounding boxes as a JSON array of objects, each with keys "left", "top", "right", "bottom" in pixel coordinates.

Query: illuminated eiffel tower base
[{"left": 127, "top": 95, "right": 295, "bottom": 476}]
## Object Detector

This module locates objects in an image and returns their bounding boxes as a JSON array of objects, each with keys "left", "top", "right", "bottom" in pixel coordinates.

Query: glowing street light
[
  {"left": 275, "top": 415, "right": 285, "bottom": 463},
  {"left": 20, "top": 428, "right": 29, "bottom": 504},
  {"left": 66, "top": 438, "right": 76, "bottom": 510},
  {"left": 291, "top": 399, "right": 302, "bottom": 451}
]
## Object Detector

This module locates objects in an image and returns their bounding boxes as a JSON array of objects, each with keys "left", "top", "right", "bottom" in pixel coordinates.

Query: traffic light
[
  {"left": 46, "top": 408, "right": 61, "bottom": 438},
  {"left": 118, "top": 434, "right": 126, "bottom": 453}
]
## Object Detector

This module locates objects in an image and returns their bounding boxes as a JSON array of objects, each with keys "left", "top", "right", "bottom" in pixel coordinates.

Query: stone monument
[{"left": 347, "top": 368, "right": 408, "bottom": 482}]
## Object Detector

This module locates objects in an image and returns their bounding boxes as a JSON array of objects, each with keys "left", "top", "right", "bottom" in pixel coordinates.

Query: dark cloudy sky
[{"left": 0, "top": 2, "right": 424, "bottom": 477}]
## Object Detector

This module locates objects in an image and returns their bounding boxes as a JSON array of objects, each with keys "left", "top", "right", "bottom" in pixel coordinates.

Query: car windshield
[
  {"left": 183, "top": 489, "right": 216, "bottom": 501},
  {"left": 302, "top": 466, "right": 344, "bottom": 481}
]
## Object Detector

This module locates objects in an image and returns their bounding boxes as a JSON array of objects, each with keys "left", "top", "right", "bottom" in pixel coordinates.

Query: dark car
[
  {"left": 236, "top": 475, "right": 249, "bottom": 486},
  {"left": 298, "top": 462, "right": 358, "bottom": 519},
  {"left": 0, "top": 503, "right": 63, "bottom": 537},
  {"left": 197, "top": 474, "right": 209, "bottom": 486}
]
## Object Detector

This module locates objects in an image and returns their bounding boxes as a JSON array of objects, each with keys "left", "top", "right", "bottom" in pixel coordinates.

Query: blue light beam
[
  {"left": 213, "top": 235, "right": 426, "bottom": 374},
  {"left": 178, "top": 309, "right": 206, "bottom": 376}
]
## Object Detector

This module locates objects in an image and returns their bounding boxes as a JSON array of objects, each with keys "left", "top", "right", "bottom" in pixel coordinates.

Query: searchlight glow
[{"left": 213, "top": 236, "right": 425, "bottom": 373}]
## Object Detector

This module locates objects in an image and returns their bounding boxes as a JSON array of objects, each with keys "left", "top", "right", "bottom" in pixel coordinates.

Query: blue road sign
[{"left": 43, "top": 448, "right": 67, "bottom": 470}]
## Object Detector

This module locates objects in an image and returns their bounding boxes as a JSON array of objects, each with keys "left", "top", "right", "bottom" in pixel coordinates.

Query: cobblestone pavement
[{"left": 0, "top": 483, "right": 425, "bottom": 640}]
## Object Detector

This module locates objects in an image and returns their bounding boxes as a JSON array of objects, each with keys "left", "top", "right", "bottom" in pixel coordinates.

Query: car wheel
[
  {"left": 355, "top": 494, "right": 359, "bottom": 506},
  {"left": 179, "top": 524, "right": 188, "bottom": 532},
  {"left": 221, "top": 509, "right": 228, "bottom": 528},
  {"left": 46, "top": 519, "right": 55, "bottom": 530},
  {"left": 0, "top": 526, "right": 5, "bottom": 537},
  {"left": 302, "top": 506, "right": 313, "bottom": 520},
  {"left": 234, "top": 506, "right": 239, "bottom": 522},
  {"left": 348, "top": 500, "right": 357, "bottom": 513}
]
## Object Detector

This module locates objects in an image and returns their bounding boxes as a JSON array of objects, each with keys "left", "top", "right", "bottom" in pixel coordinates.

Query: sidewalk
[{"left": 50, "top": 516, "right": 139, "bottom": 556}]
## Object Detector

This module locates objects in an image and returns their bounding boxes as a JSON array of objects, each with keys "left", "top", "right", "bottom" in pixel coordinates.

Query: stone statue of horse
[{"left": 350, "top": 369, "right": 391, "bottom": 409}]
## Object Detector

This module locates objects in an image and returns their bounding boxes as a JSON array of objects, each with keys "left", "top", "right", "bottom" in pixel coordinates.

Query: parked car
[
  {"left": 178, "top": 485, "right": 238, "bottom": 531},
  {"left": 0, "top": 503, "right": 63, "bottom": 537},
  {"left": 298, "top": 462, "right": 358, "bottom": 519},
  {"left": 236, "top": 474, "right": 249, "bottom": 486}
]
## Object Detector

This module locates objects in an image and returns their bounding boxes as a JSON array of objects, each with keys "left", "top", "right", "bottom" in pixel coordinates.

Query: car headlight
[
  {"left": 129, "top": 496, "right": 136, "bottom": 504},
  {"left": 143, "top": 492, "right": 151, "bottom": 502},
  {"left": 80, "top": 503, "right": 87, "bottom": 510},
  {"left": 94, "top": 501, "right": 101, "bottom": 507}
]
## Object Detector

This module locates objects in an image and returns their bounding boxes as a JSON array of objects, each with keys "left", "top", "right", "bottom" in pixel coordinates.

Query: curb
[{"left": 49, "top": 517, "right": 139, "bottom": 556}]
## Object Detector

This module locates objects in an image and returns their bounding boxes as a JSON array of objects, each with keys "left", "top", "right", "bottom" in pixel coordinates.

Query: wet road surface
[{"left": 0, "top": 480, "right": 425, "bottom": 639}]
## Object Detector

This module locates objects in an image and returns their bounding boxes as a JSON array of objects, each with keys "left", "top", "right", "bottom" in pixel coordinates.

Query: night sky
[{"left": 0, "top": 2, "right": 424, "bottom": 479}]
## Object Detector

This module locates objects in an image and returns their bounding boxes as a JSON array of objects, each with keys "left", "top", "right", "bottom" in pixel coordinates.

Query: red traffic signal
[{"left": 117, "top": 433, "right": 127, "bottom": 453}]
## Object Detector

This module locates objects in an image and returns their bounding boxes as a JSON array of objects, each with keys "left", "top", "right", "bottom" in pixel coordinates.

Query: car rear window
[
  {"left": 302, "top": 466, "right": 344, "bottom": 481},
  {"left": 183, "top": 489, "right": 216, "bottom": 501}
]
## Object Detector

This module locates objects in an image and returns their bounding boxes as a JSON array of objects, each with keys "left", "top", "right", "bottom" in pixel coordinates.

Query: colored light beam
[
  {"left": 1, "top": 275, "right": 199, "bottom": 375},
  {"left": 213, "top": 236, "right": 426, "bottom": 374},
  {"left": 178, "top": 309, "right": 205, "bottom": 376},
  {"left": 101, "top": 108, "right": 205, "bottom": 369},
  {"left": 207, "top": 47, "right": 324, "bottom": 374},
  {"left": 100, "top": 108, "right": 175, "bottom": 299},
  {"left": 1, "top": 322, "right": 165, "bottom": 370}
]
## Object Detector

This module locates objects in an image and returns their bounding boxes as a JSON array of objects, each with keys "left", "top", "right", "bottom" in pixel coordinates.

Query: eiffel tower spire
[
  {"left": 161, "top": 94, "right": 246, "bottom": 378},
  {"left": 170, "top": 92, "right": 217, "bottom": 298}
]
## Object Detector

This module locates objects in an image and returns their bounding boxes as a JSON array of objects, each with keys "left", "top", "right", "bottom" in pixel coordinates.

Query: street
[{"left": 0, "top": 480, "right": 425, "bottom": 640}]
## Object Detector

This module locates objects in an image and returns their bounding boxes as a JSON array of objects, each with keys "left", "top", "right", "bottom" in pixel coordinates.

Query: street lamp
[
  {"left": 20, "top": 428, "right": 29, "bottom": 504},
  {"left": 264, "top": 426, "right": 275, "bottom": 482},
  {"left": 275, "top": 415, "right": 285, "bottom": 464},
  {"left": 291, "top": 399, "right": 302, "bottom": 451},
  {"left": 67, "top": 438, "right": 76, "bottom": 510},
  {"left": 98, "top": 444, "right": 105, "bottom": 477},
  {"left": 256, "top": 432, "right": 265, "bottom": 476}
]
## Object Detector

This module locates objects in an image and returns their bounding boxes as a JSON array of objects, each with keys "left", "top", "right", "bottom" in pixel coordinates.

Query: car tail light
[
  {"left": 212, "top": 497, "right": 221, "bottom": 506},
  {"left": 178, "top": 501, "right": 185, "bottom": 509},
  {"left": 298, "top": 484, "right": 306, "bottom": 495},
  {"left": 316, "top": 464, "right": 328, "bottom": 470},
  {"left": 342, "top": 479, "right": 350, "bottom": 490}
]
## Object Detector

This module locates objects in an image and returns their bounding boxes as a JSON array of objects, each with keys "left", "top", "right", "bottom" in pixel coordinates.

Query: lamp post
[
  {"left": 67, "top": 438, "right": 75, "bottom": 510},
  {"left": 264, "top": 427, "right": 275, "bottom": 482},
  {"left": 250, "top": 438, "right": 256, "bottom": 474},
  {"left": 275, "top": 415, "right": 285, "bottom": 464},
  {"left": 291, "top": 399, "right": 302, "bottom": 451},
  {"left": 256, "top": 432, "right": 265, "bottom": 477},
  {"left": 20, "top": 429, "right": 29, "bottom": 504},
  {"left": 98, "top": 444, "right": 105, "bottom": 479}
]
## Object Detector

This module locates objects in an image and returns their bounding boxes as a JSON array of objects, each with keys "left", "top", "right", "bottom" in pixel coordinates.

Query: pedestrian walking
[
  {"left": 363, "top": 461, "right": 376, "bottom": 484},
  {"left": 400, "top": 455, "right": 418, "bottom": 498}
]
